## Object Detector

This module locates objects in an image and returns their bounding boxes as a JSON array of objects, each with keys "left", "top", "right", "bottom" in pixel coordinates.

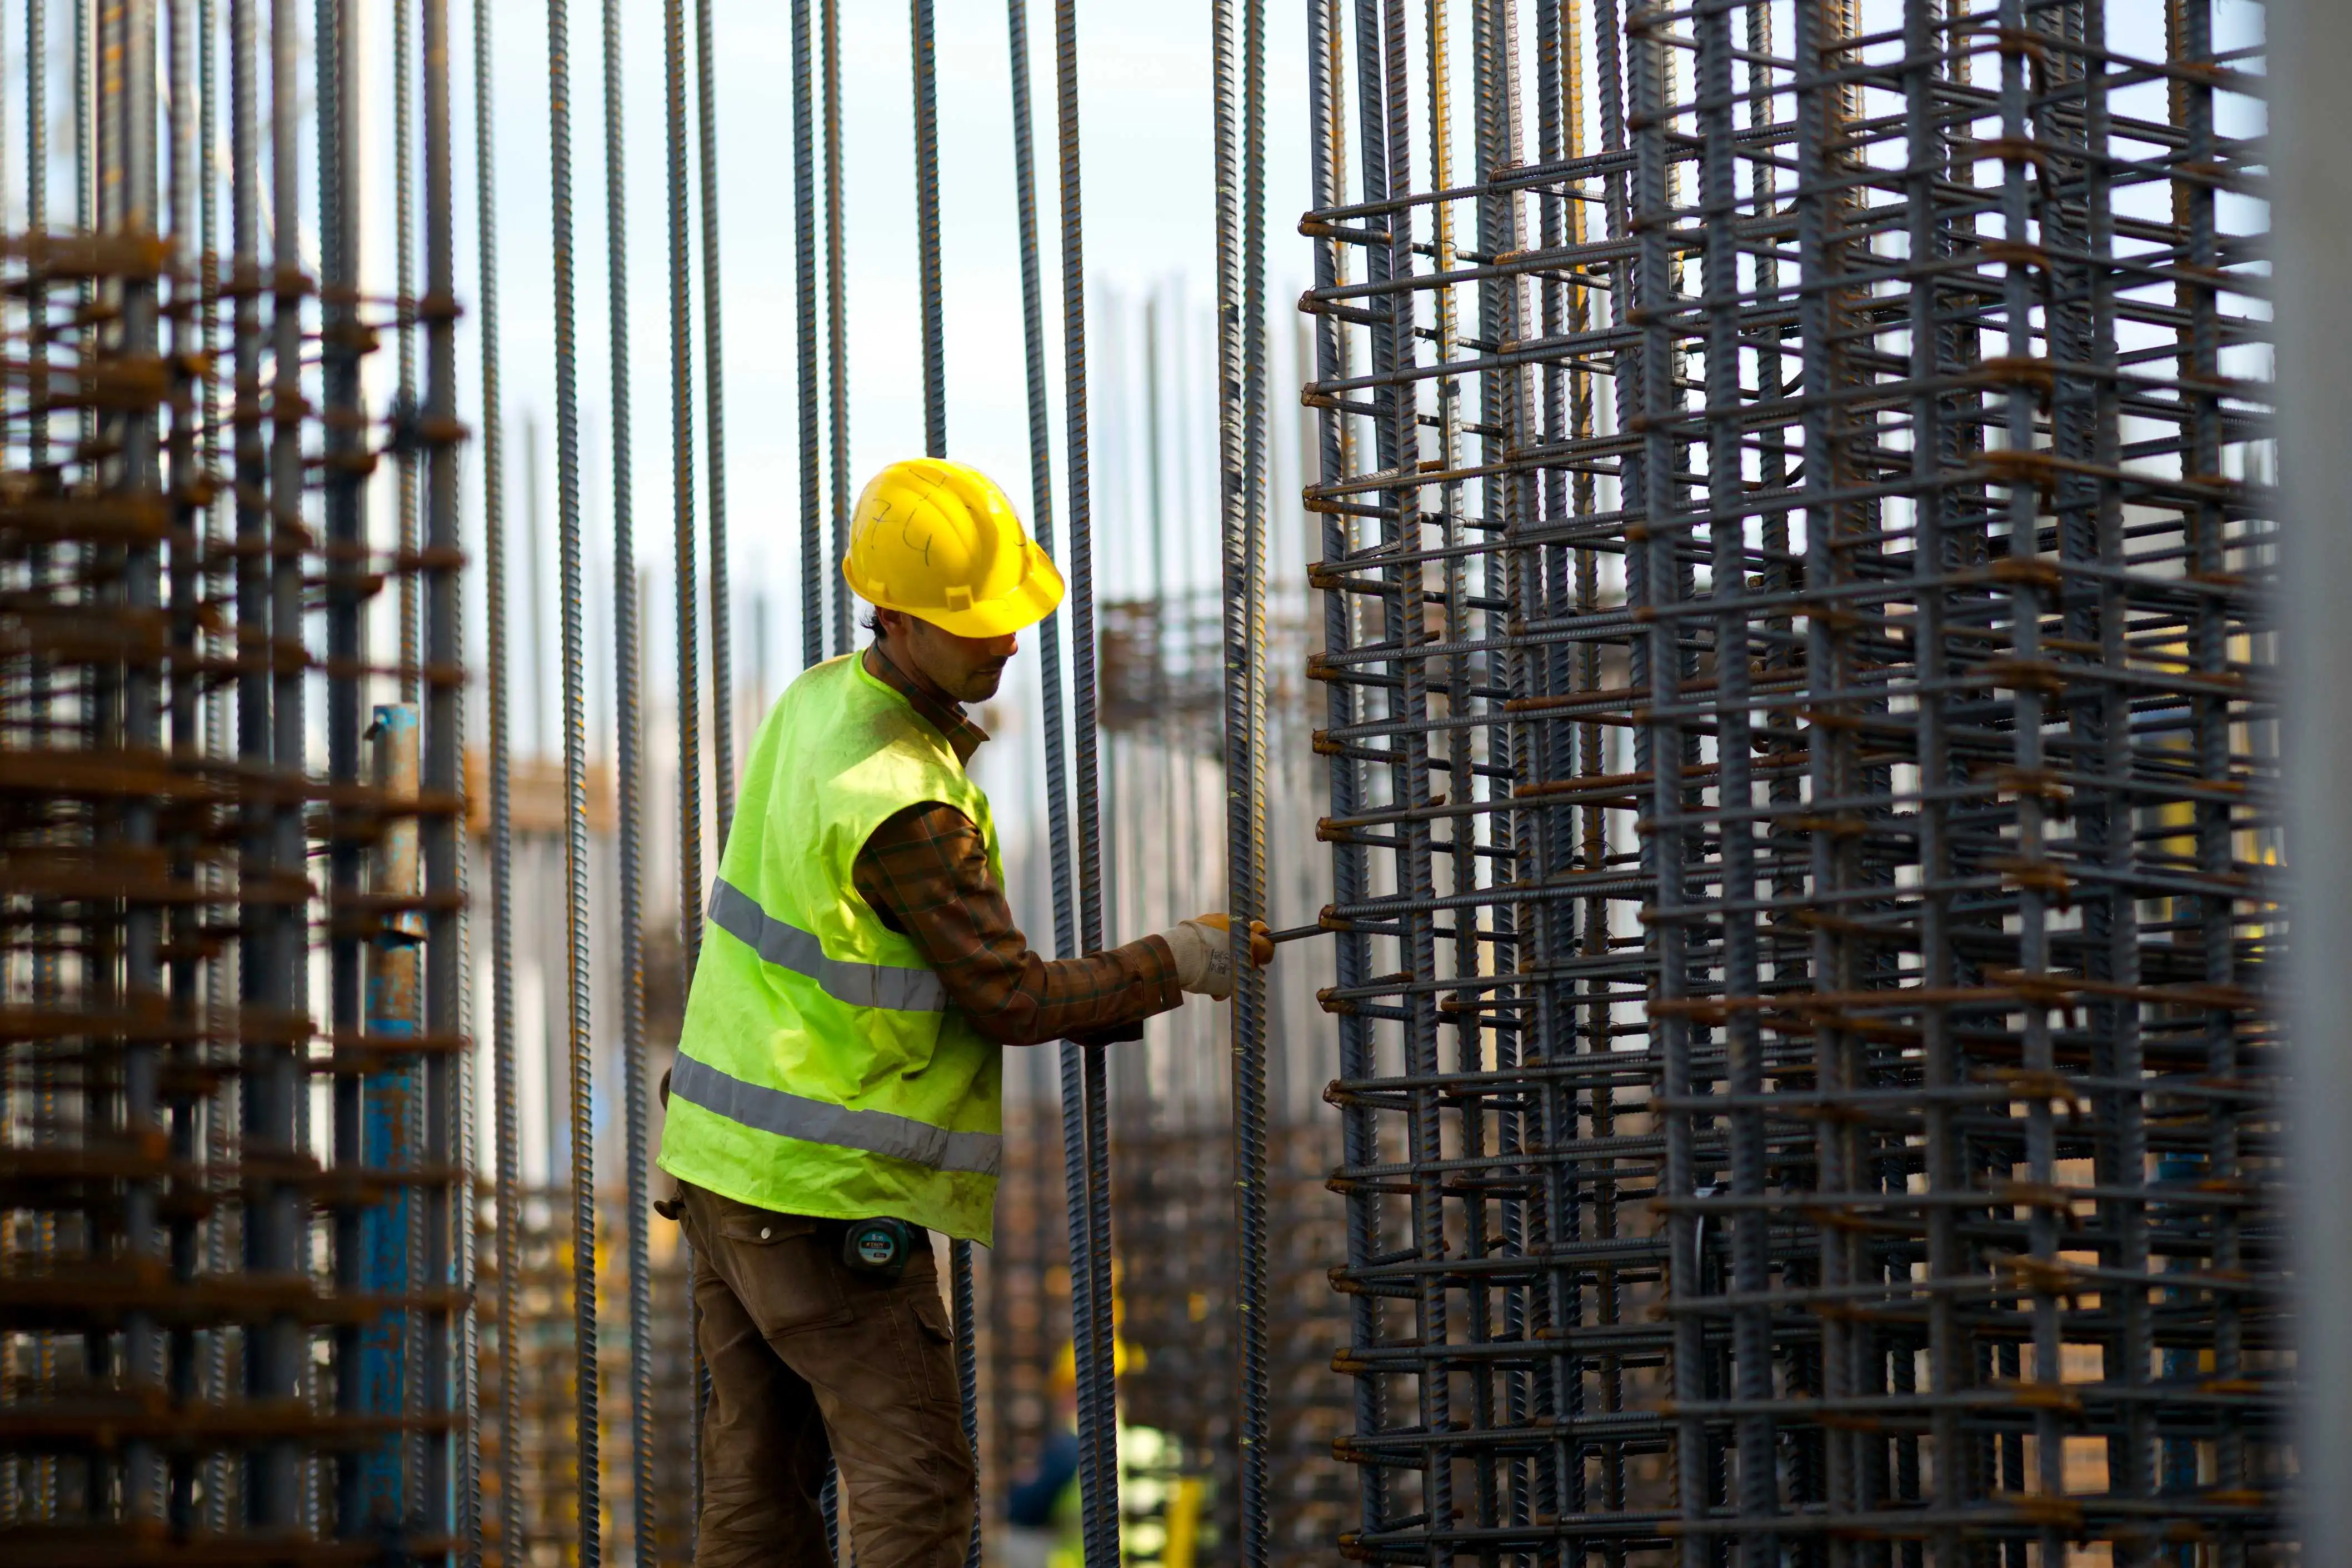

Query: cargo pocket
[
  {"left": 707, "top": 1202, "right": 851, "bottom": 1338},
  {"left": 906, "top": 1286, "right": 958, "bottom": 1407}
]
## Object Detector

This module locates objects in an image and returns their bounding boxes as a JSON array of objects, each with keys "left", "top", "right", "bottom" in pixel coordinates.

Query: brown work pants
[{"left": 676, "top": 1182, "right": 976, "bottom": 1568}]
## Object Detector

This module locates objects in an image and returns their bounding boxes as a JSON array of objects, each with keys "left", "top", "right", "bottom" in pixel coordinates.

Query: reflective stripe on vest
[
  {"left": 706, "top": 877, "right": 947, "bottom": 1012},
  {"left": 669, "top": 1052, "right": 1002, "bottom": 1176}
]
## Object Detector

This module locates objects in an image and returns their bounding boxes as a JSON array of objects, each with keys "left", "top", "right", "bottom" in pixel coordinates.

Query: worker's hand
[{"left": 1162, "top": 913, "right": 1274, "bottom": 1000}]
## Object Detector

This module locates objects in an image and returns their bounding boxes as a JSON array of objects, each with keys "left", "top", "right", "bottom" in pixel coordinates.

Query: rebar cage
[
  {"left": 1, "top": 0, "right": 470, "bottom": 1552},
  {"left": 1301, "top": 0, "right": 2283, "bottom": 1560}
]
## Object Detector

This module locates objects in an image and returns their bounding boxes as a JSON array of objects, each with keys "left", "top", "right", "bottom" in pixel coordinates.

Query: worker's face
[{"left": 880, "top": 610, "right": 1018, "bottom": 703}]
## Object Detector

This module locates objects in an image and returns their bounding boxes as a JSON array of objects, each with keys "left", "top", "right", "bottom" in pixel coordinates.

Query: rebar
[
  {"left": 666, "top": 0, "right": 711, "bottom": 1523},
  {"left": 667, "top": 0, "right": 700, "bottom": 1026},
  {"left": 1004, "top": 8, "right": 1104, "bottom": 1557},
  {"left": 395, "top": 0, "right": 418, "bottom": 705},
  {"left": 1, "top": 0, "right": 470, "bottom": 1541},
  {"left": 272, "top": 0, "right": 312, "bottom": 1530},
  {"left": 696, "top": 0, "right": 733, "bottom": 851},
  {"left": 477, "top": 0, "right": 526, "bottom": 1543},
  {"left": 1049, "top": 8, "right": 1124, "bottom": 1564},
  {"left": 547, "top": 0, "right": 601, "bottom": 1548},
  {"left": 0, "top": 3, "right": 2300, "bottom": 1565},
  {"left": 320, "top": 0, "right": 374, "bottom": 1526},
  {"left": 1300, "top": 1, "right": 2284, "bottom": 1562},
  {"left": 795, "top": 0, "right": 818, "bottom": 673},
  {"left": 1215, "top": 0, "right": 1272, "bottom": 1559},
  {"left": 912, "top": 0, "right": 944, "bottom": 463},
  {"left": 1003, "top": 0, "right": 1070, "bottom": 970},
  {"left": 608, "top": 0, "right": 656, "bottom": 1548},
  {"left": 822, "top": 0, "right": 848, "bottom": 660}
]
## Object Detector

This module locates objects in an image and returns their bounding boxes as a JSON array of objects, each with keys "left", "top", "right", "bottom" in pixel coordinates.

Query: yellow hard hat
[{"left": 842, "top": 458, "right": 1066, "bottom": 638}]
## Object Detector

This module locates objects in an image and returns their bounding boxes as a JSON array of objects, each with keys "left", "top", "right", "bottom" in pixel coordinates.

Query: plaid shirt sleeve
[{"left": 852, "top": 801, "right": 1182, "bottom": 1046}]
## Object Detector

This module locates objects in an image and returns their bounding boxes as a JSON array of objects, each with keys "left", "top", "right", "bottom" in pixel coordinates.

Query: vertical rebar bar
[
  {"left": 317, "top": 0, "right": 375, "bottom": 1524},
  {"left": 1006, "top": 9, "right": 1097, "bottom": 1555},
  {"left": 695, "top": 0, "right": 732, "bottom": 845},
  {"left": 603, "top": 0, "right": 653, "bottom": 1550},
  {"left": 795, "top": 0, "right": 817, "bottom": 675},
  {"left": 162, "top": 0, "right": 202, "bottom": 1533},
  {"left": 666, "top": 0, "right": 700, "bottom": 1018},
  {"left": 1215, "top": 0, "right": 1271, "bottom": 1556},
  {"left": 546, "top": 0, "right": 599, "bottom": 1545},
  {"left": 262, "top": 0, "right": 306, "bottom": 1527},
  {"left": 1003, "top": 6, "right": 1102, "bottom": 1560},
  {"left": 1004, "top": 0, "right": 1071, "bottom": 978},
  {"left": 1052, "top": 3, "right": 1120, "bottom": 1560},
  {"left": 911, "top": 0, "right": 942, "bottom": 461},
  {"left": 821, "top": 0, "right": 848, "bottom": 658},
  {"left": 193, "top": 0, "right": 232, "bottom": 1527},
  {"left": 396, "top": 0, "right": 418, "bottom": 701},
  {"left": 473, "top": 0, "right": 524, "bottom": 1553}
]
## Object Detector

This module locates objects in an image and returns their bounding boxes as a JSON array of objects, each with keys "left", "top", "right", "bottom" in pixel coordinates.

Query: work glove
[{"left": 1161, "top": 913, "right": 1275, "bottom": 1001}]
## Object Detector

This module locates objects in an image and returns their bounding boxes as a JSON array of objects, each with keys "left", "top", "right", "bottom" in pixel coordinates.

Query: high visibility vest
[{"left": 656, "top": 652, "right": 1004, "bottom": 1244}]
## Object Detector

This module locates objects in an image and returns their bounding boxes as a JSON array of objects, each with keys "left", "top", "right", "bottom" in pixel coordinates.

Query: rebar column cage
[
  {"left": 2, "top": 0, "right": 470, "bottom": 1555},
  {"left": 1301, "top": 0, "right": 2283, "bottom": 1560}
]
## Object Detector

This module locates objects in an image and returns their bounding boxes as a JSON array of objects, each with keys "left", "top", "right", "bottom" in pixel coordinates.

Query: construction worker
[{"left": 655, "top": 457, "right": 1270, "bottom": 1568}]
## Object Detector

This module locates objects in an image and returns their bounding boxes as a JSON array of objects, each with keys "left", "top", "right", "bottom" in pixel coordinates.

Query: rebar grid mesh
[{"left": 1302, "top": 0, "right": 2282, "bottom": 1560}]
